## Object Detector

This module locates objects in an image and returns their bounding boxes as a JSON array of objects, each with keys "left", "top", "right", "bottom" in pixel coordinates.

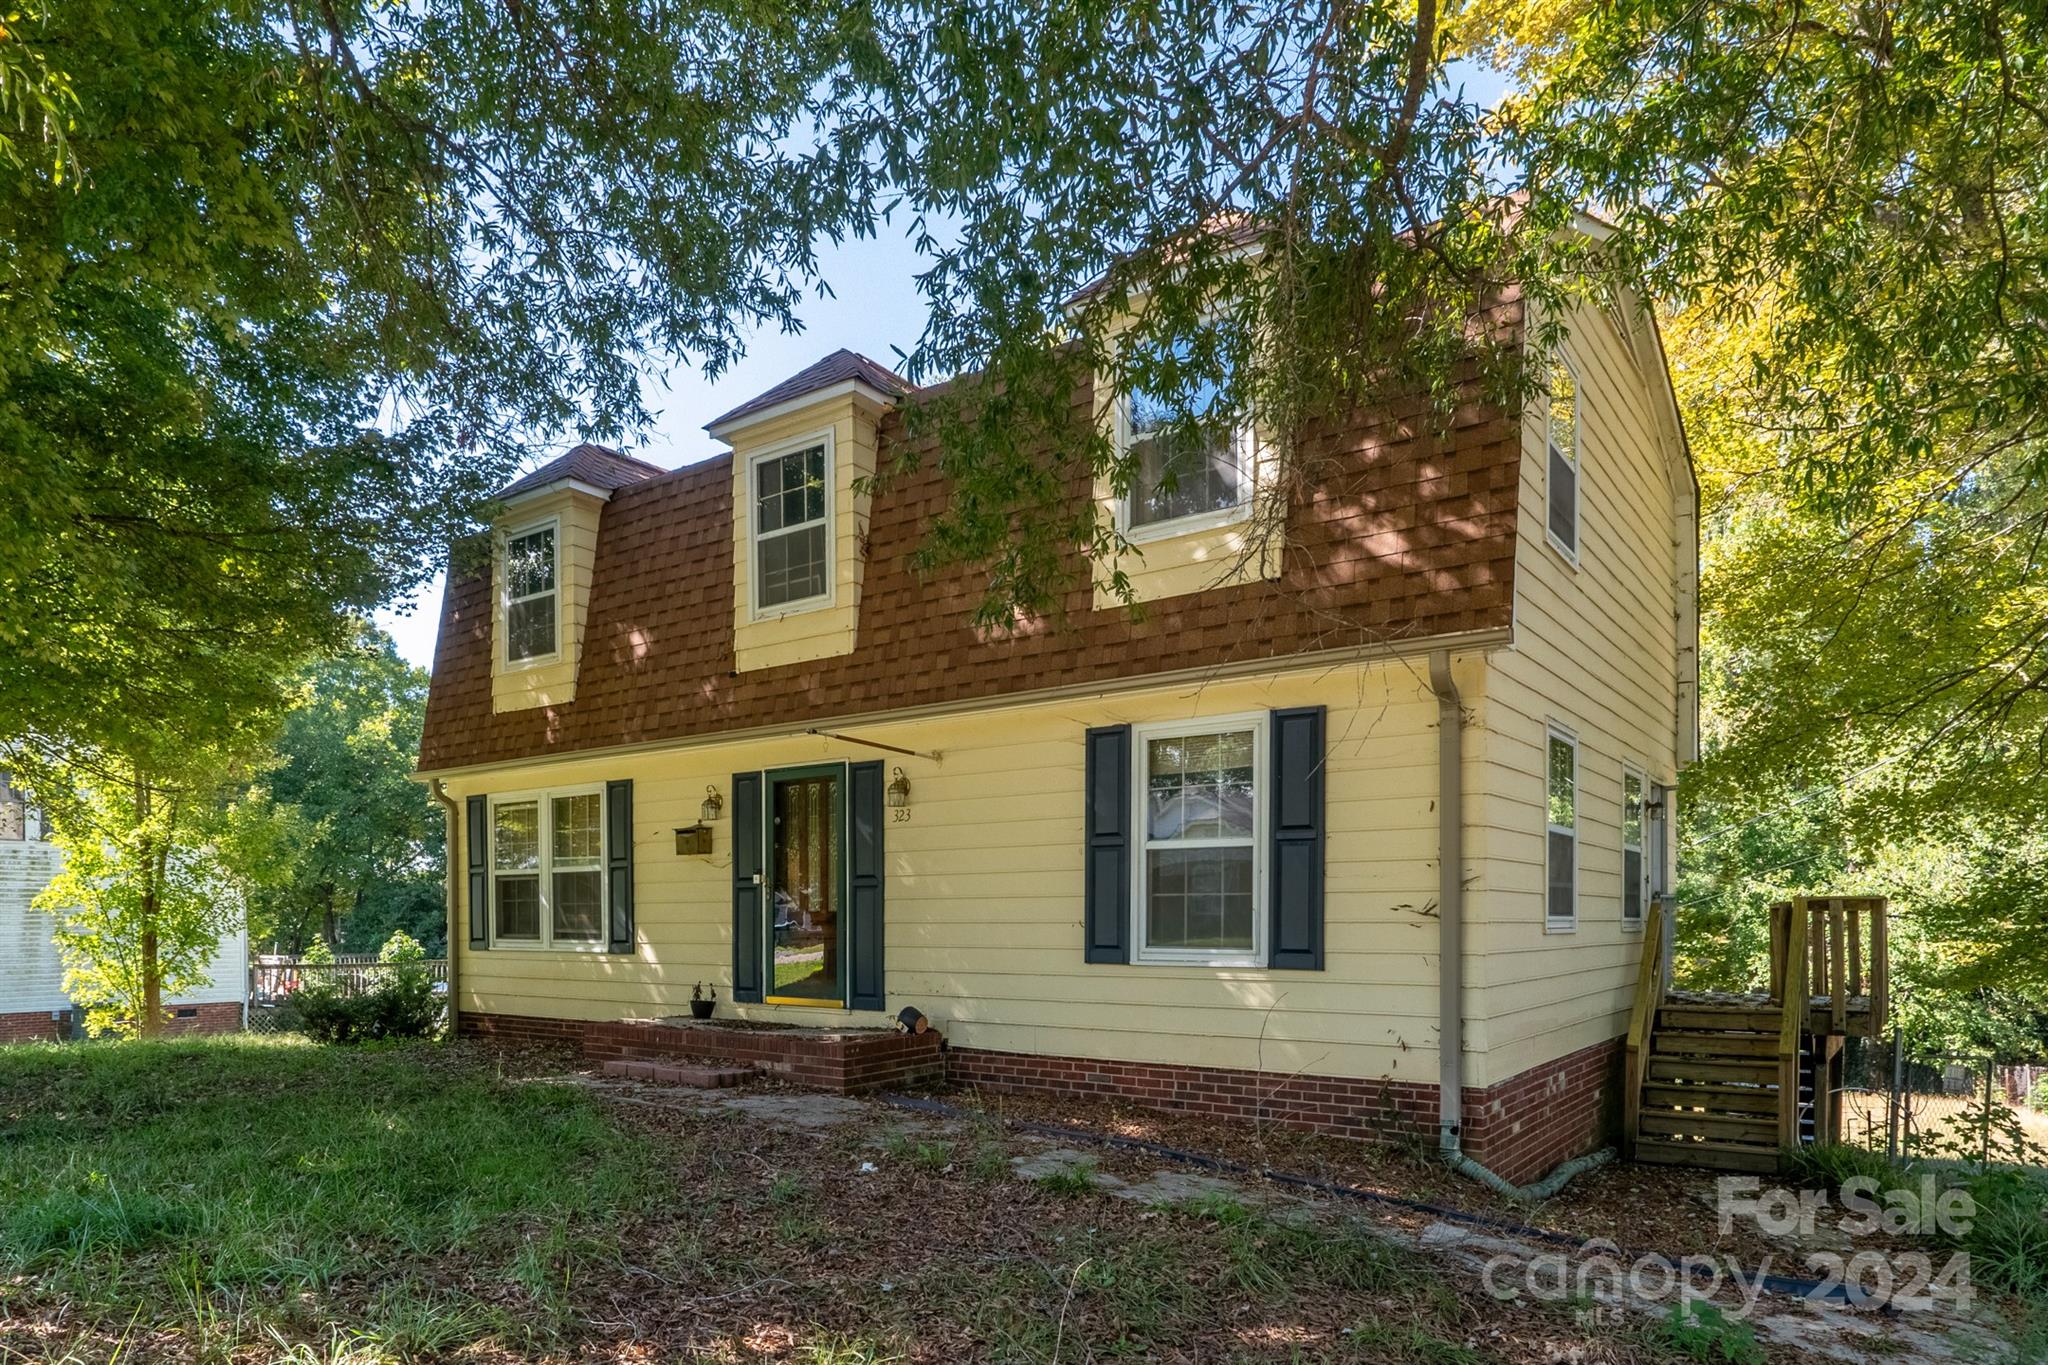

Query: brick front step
[{"left": 602, "top": 1058, "right": 751, "bottom": 1088}]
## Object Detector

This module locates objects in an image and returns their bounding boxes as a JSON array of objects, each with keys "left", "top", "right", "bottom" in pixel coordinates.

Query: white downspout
[
  {"left": 1428, "top": 651, "right": 1466, "bottom": 1157},
  {"left": 429, "top": 778, "right": 461, "bottom": 1036},
  {"left": 1428, "top": 650, "right": 1612, "bottom": 1200}
]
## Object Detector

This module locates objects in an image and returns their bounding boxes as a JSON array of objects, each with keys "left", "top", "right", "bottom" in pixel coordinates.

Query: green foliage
[
  {"left": 288, "top": 932, "right": 443, "bottom": 1045},
  {"left": 5, "top": 1181, "right": 195, "bottom": 1265},
  {"left": 0, "top": 1038, "right": 654, "bottom": 1312},
  {"left": 0, "top": 0, "right": 862, "bottom": 760},
  {"left": 22, "top": 744, "right": 273, "bottom": 1038},
  {"left": 1035, "top": 1160, "right": 1100, "bottom": 1196},
  {"left": 1659, "top": 1301, "right": 1764, "bottom": 1365},
  {"left": 246, "top": 631, "right": 445, "bottom": 955}
]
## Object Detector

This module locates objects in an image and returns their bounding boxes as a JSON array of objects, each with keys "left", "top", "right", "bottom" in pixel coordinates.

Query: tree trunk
[
  {"left": 139, "top": 916, "right": 162, "bottom": 1038},
  {"left": 136, "top": 777, "right": 164, "bottom": 1039}
]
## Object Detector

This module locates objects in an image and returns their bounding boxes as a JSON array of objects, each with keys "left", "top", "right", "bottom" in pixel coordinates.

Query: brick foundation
[
  {"left": 460, "top": 1008, "right": 1620, "bottom": 1183},
  {"left": 156, "top": 1001, "right": 245, "bottom": 1037},
  {"left": 0, "top": 1010, "right": 67, "bottom": 1044},
  {"left": 460, "top": 1011, "right": 946, "bottom": 1094},
  {"left": 949, "top": 1036, "right": 1623, "bottom": 1187},
  {"left": 0, "top": 1000, "right": 243, "bottom": 1043}
]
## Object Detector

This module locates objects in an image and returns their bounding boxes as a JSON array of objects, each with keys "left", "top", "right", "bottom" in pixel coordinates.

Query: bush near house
[{"left": 286, "top": 932, "right": 443, "bottom": 1044}]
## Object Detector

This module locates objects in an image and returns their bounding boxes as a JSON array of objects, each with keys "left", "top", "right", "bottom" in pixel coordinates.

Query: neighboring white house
[{"left": 0, "top": 772, "right": 249, "bottom": 1042}]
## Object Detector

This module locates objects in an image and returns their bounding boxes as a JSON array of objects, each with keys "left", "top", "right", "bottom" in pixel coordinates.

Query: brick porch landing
[{"left": 461, "top": 1012, "right": 945, "bottom": 1095}]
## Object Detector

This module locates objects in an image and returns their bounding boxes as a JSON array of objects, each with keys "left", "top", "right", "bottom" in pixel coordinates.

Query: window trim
[
  {"left": 1113, "top": 378, "right": 1256, "bottom": 545},
  {"left": 499, "top": 516, "right": 563, "bottom": 670},
  {"left": 0, "top": 771, "right": 24, "bottom": 842},
  {"left": 487, "top": 783, "right": 608, "bottom": 952},
  {"left": 1621, "top": 761, "right": 1647, "bottom": 932},
  {"left": 1544, "top": 353, "right": 1582, "bottom": 569},
  {"left": 1544, "top": 723, "right": 1579, "bottom": 934},
  {"left": 1129, "top": 711, "right": 1269, "bottom": 967},
  {"left": 747, "top": 427, "right": 837, "bottom": 621}
]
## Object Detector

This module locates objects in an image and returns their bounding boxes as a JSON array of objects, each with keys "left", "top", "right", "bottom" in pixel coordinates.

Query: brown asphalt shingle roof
[
  {"left": 499, "top": 443, "right": 667, "bottom": 500},
  {"left": 705, "top": 350, "right": 912, "bottom": 431},
  {"left": 419, "top": 325, "right": 1526, "bottom": 773}
]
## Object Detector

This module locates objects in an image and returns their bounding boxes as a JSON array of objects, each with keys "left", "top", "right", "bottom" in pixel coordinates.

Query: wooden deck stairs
[{"left": 1624, "top": 896, "right": 1888, "bottom": 1172}]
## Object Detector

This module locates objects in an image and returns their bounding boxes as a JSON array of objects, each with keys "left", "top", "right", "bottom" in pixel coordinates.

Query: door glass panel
[{"left": 770, "top": 772, "right": 842, "bottom": 1003}]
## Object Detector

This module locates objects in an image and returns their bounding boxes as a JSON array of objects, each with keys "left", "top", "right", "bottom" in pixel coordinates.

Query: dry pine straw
[
  {"left": 458, "top": 1084, "right": 1713, "bottom": 1365},
  {"left": 947, "top": 1087, "right": 1823, "bottom": 1273}
]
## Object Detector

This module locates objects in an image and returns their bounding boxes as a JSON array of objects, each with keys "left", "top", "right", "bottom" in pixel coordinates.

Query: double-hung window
[
  {"left": 1134, "top": 716, "right": 1264, "bottom": 964},
  {"left": 491, "top": 789, "right": 605, "bottom": 948},
  {"left": 1622, "top": 765, "right": 1647, "bottom": 927},
  {"left": 502, "top": 522, "right": 559, "bottom": 663},
  {"left": 1121, "top": 339, "right": 1252, "bottom": 537},
  {"left": 752, "top": 436, "right": 831, "bottom": 613},
  {"left": 1546, "top": 726, "right": 1578, "bottom": 931},
  {"left": 1546, "top": 356, "right": 1580, "bottom": 563}
]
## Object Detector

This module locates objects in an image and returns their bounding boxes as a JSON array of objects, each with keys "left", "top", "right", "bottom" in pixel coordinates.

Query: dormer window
[
  {"left": 751, "top": 434, "right": 832, "bottom": 614},
  {"left": 503, "top": 522, "right": 559, "bottom": 664},
  {"left": 1119, "top": 345, "right": 1251, "bottom": 539}
]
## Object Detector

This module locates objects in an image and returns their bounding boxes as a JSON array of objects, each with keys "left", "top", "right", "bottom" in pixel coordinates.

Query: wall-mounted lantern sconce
[
  {"left": 886, "top": 766, "right": 911, "bottom": 809},
  {"left": 700, "top": 785, "right": 724, "bottom": 823}
]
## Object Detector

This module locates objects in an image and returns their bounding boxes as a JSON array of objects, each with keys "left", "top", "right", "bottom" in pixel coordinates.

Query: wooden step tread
[
  {"left": 1640, "top": 1110, "right": 1780, "bottom": 1142},
  {"left": 1641, "top": 1082, "right": 1781, "bottom": 1115},
  {"left": 1634, "top": 1138, "right": 1784, "bottom": 1173},
  {"left": 1647, "top": 1055, "right": 1778, "bottom": 1085},
  {"left": 1653, "top": 1030, "right": 1782, "bottom": 1058},
  {"left": 1657, "top": 1006, "right": 1782, "bottom": 1033}
]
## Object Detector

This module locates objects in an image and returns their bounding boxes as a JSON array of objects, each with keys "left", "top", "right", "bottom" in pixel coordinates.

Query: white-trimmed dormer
[
  {"left": 489, "top": 444, "right": 662, "bottom": 714},
  {"left": 1089, "top": 335, "right": 1283, "bottom": 608},
  {"left": 707, "top": 351, "right": 910, "bottom": 673}
]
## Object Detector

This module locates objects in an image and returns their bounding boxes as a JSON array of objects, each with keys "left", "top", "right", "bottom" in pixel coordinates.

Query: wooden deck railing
[
  {"left": 1621, "top": 896, "right": 1670, "bottom": 1159},
  {"left": 1767, "top": 896, "right": 1888, "bottom": 1036}
]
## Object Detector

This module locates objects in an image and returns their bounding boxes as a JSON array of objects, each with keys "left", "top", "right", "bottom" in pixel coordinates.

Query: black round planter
[{"left": 689, "top": 999, "right": 715, "bottom": 1020}]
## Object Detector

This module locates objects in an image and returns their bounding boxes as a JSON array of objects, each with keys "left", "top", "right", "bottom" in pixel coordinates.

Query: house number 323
[{"left": 890, "top": 808, "right": 912, "bottom": 823}]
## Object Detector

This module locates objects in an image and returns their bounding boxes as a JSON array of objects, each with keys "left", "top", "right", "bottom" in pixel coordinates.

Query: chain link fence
[{"left": 1836, "top": 1034, "right": 2048, "bottom": 1165}]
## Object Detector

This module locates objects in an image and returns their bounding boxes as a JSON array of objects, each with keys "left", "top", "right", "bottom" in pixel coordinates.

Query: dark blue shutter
[
  {"left": 847, "top": 761, "right": 886, "bottom": 1011},
  {"left": 606, "top": 780, "right": 634, "bottom": 954},
  {"left": 465, "top": 795, "right": 489, "bottom": 949},
  {"left": 731, "top": 771, "right": 765, "bottom": 1002},
  {"left": 1084, "top": 725, "right": 1131, "bottom": 964},
  {"left": 1269, "top": 706, "right": 1326, "bottom": 970}
]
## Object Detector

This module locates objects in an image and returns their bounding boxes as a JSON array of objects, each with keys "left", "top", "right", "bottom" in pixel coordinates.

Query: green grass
[
  {"left": 0, "top": 1036, "right": 658, "bottom": 1344},
  {"left": 1035, "top": 1158, "right": 1100, "bottom": 1196}
]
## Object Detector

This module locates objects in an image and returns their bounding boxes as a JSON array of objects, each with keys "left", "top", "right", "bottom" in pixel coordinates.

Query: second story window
[
  {"left": 1546, "top": 356, "right": 1580, "bottom": 562},
  {"left": 1121, "top": 343, "right": 1251, "bottom": 536},
  {"left": 753, "top": 438, "right": 830, "bottom": 613},
  {"left": 503, "top": 523, "right": 558, "bottom": 663}
]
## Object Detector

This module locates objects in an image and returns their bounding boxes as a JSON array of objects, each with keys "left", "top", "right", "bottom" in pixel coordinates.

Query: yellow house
[{"left": 417, "top": 291, "right": 1697, "bottom": 1188}]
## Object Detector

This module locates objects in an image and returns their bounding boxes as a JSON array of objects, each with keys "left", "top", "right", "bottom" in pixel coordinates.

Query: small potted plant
[{"left": 689, "top": 983, "right": 716, "bottom": 1021}]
